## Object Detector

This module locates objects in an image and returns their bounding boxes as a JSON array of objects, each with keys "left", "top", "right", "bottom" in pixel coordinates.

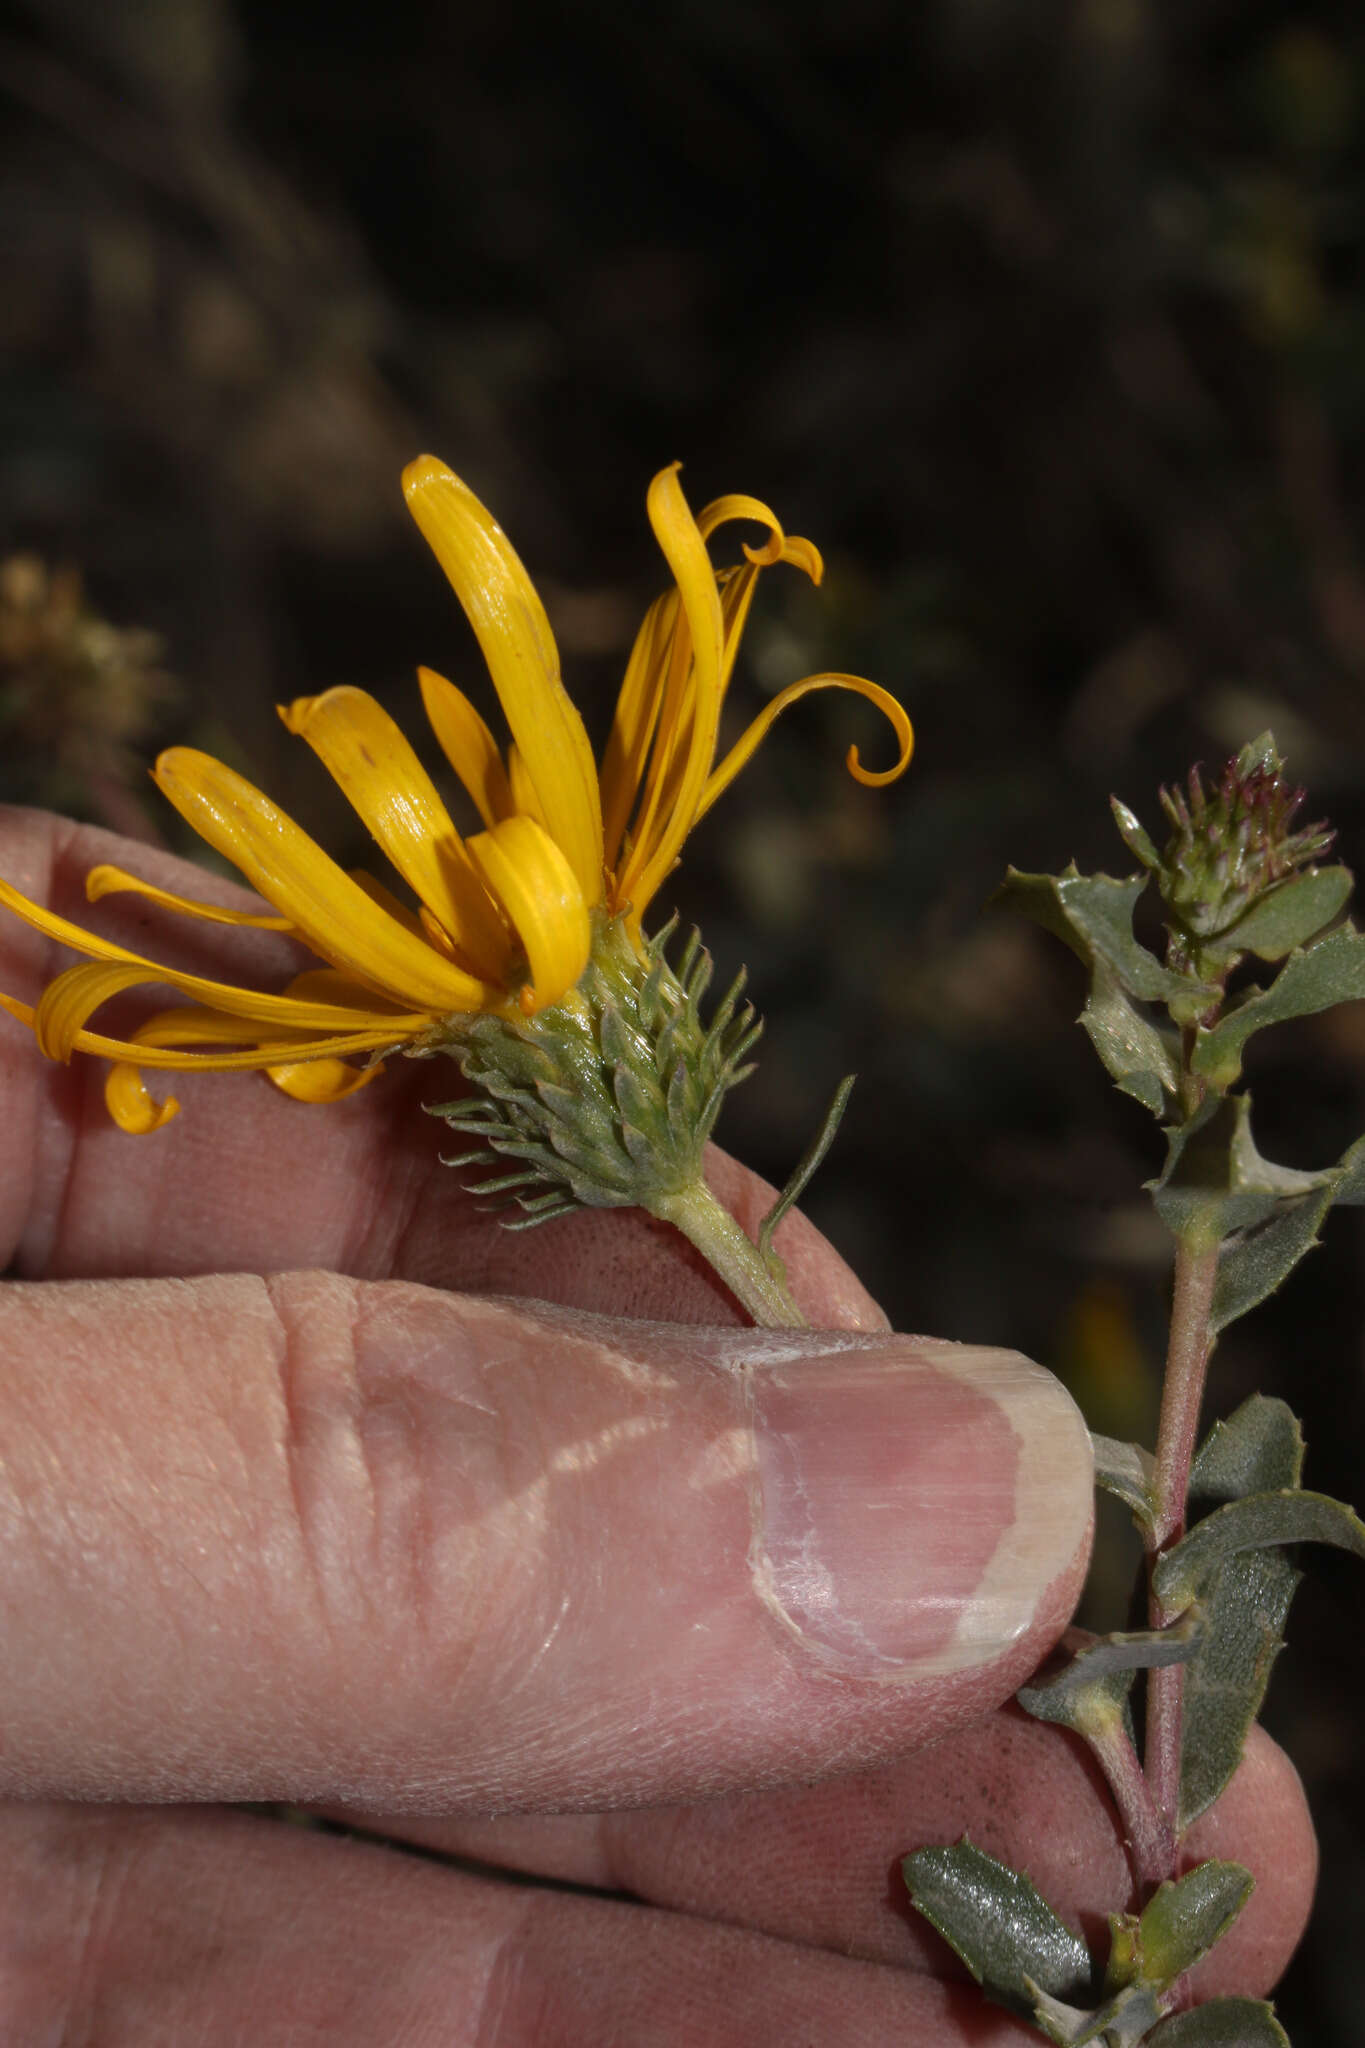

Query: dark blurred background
[{"left": 3, "top": 0, "right": 1364, "bottom": 2034}]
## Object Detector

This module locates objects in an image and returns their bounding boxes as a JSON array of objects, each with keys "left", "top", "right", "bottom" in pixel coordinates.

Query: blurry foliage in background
[{"left": 3, "top": 0, "right": 1365, "bottom": 2036}]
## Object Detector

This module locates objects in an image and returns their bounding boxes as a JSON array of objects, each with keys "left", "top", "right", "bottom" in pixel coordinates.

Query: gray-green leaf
[
  {"left": 1214, "top": 864, "right": 1353, "bottom": 962},
  {"left": 1178, "top": 1548, "right": 1300, "bottom": 1830},
  {"left": 1150, "top": 1094, "right": 1332, "bottom": 1249},
  {"left": 902, "top": 1839, "right": 1094, "bottom": 2017},
  {"left": 1137, "top": 1861, "right": 1254, "bottom": 1987},
  {"left": 1190, "top": 1396, "right": 1304, "bottom": 1503},
  {"left": 1210, "top": 1187, "right": 1336, "bottom": 1333},
  {"left": 1146, "top": 1996, "right": 1290, "bottom": 2045},
  {"left": 1193, "top": 923, "right": 1365, "bottom": 1089},
  {"left": 994, "top": 867, "right": 1211, "bottom": 1004},
  {"left": 1081, "top": 961, "right": 1181, "bottom": 1115},
  {"left": 1018, "top": 1613, "right": 1202, "bottom": 1731},
  {"left": 1176, "top": 1398, "right": 1308, "bottom": 1827},
  {"left": 1092, "top": 1433, "right": 1157, "bottom": 1533},
  {"left": 1154, "top": 1488, "right": 1365, "bottom": 1611}
]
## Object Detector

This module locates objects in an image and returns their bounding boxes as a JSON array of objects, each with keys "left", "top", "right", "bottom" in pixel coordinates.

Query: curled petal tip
[
  {"left": 846, "top": 715, "right": 915, "bottom": 788},
  {"left": 107, "top": 1064, "right": 181, "bottom": 1134},
  {"left": 783, "top": 535, "right": 824, "bottom": 586},
  {"left": 741, "top": 534, "right": 785, "bottom": 569}
]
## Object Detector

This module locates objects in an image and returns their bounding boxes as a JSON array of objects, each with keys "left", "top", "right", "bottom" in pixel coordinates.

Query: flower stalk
[{"left": 652, "top": 1183, "right": 807, "bottom": 1327}]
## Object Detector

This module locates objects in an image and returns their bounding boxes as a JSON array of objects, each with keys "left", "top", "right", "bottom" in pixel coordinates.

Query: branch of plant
[
  {"left": 1145, "top": 1233, "right": 1220, "bottom": 1847},
  {"left": 1081, "top": 1706, "right": 1177, "bottom": 1892}
]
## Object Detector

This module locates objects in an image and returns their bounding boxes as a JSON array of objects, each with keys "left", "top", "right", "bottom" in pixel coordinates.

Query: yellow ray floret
[{"left": 0, "top": 455, "right": 912, "bottom": 1130}]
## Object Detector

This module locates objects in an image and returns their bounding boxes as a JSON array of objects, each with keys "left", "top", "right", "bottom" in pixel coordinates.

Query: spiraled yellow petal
[
  {"left": 47, "top": 1011, "right": 410, "bottom": 1068},
  {"left": 9, "top": 979, "right": 401, "bottom": 1130},
  {"left": 617, "top": 465, "right": 725, "bottom": 919},
  {"left": 279, "top": 687, "right": 512, "bottom": 981},
  {"left": 86, "top": 864, "right": 294, "bottom": 930},
  {"left": 30, "top": 953, "right": 434, "bottom": 1064},
  {"left": 104, "top": 1004, "right": 398, "bottom": 1132},
  {"left": 717, "top": 531, "right": 823, "bottom": 696},
  {"left": 153, "top": 747, "right": 495, "bottom": 1014},
  {"left": 465, "top": 815, "right": 590, "bottom": 1014},
  {"left": 717, "top": 564, "right": 762, "bottom": 692},
  {"left": 106, "top": 1067, "right": 181, "bottom": 1133},
  {"left": 600, "top": 589, "right": 677, "bottom": 873},
  {"left": 696, "top": 492, "right": 785, "bottom": 563},
  {"left": 417, "top": 667, "right": 514, "bottom": 829},
  {"left": 402, "top": 458, "right": 604, "bottom": 905},
  {"left": 266, "top": 1058, "right": 381, "bottom": 1103},
  {"left": 777, "top": 534, "right": 823, "bottom": 584},
  {"left": 105, "top": 1002, "right": 306, "bottom": 1134},
  {"left": 696, "top": 671, "right": 915, "bottom": 824},
  {"left": 0, "top": 874, "right": 167, "bottom": 969}
]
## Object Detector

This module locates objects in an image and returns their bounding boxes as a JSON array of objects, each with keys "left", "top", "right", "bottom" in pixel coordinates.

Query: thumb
[{"left": 0, "top": 1271, "right": 1091, "bottom": 1809}]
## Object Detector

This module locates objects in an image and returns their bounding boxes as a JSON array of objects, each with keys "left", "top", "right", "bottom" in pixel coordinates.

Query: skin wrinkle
[
  {"left": 348, "top": 1286, "right": 537, "bottom": 1719},
  {"left": 58, "top": 1819, "right": 131, "bottom": 2047},
  {"left": 470, "top": 1888, "right": 537, "bottom": 2048},
  {"left": 260, "top": 1273, "right": 343, "bottom": 1655}
]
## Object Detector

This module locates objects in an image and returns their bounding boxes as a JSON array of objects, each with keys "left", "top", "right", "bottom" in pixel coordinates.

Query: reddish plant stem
[
  {"left": 1145, "top": 1235, "right": 1220, "bottom": 1842},
  {"left": 1081, "top": 1708, "right": 1176, "bottom": 1892}
]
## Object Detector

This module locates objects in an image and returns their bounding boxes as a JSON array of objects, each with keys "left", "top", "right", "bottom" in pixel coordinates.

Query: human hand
[{"left": 0, "top": 812, "right": 1316, "bottom": 2043}]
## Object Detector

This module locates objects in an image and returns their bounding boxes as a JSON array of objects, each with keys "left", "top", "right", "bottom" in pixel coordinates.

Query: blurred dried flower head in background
[{"left": 0, "top": 554, "right": 176, "bottom": 834}]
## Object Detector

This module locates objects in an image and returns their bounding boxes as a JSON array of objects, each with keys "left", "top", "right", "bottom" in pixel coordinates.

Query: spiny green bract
[{"left": 424, "top": 913, "right": 761, "bottom": 1226}]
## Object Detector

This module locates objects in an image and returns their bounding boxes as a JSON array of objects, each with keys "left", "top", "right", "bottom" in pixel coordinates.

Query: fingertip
[{"left": 1184, "top": 1721, "right": 1317, "bottom": 2001}]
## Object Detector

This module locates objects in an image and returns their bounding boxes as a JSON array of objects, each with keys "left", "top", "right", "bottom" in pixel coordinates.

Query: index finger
[{"left": 0, "top": 807, "right": 882, "bottom": 1327}]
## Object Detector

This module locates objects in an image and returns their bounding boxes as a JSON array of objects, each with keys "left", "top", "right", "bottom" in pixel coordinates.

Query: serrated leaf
[
  {"left": 1018, "top": 1613, "right": 1202, "bottom": 1731},
  {"left": 1179, "top": 1399, "right": 1306, "bottom": 1830},
  {"left": 903, "top": 1840, "right": 1094, "bottom": 2017},
  {"left": 1178, "top": 1548, "right": 1300, "bottom": 1829},
  {"left": 1153, "top": 1488, "right": 1365, "bottom": 1611},
  {"left": 1190, "top": 1396, "right": 1304, "bottom": 1503},
  {"left": 994, "top": 867, "right": 1212, "bottom": 1003},
  {"left": 1092, "top": 1433, "right": 1157, "bottom": 1532},
  {"left": 1327, "top": 1128, "right": 1365, "bottom": 1204},
  {"left": 1215, "top": 865, "right": 1353, "bottom": 961},
  {"left": 1137, "top": 1861, "right": 1254, "bottom": 1987},
  {"left": 1081, "top": 962, "right": 1181, "bottom": 1114},
  {"left": 1209, "top": 1186, "right": 1335, "bottom": 1333},
  {"left": 1150, "top": 1094, "right": 1332, "bottom": 1248},
  {"left": 1193, "top": 923, "right": 1365, "bottom": 1088},
  {"left": 1146, "top": 1996, "right": 1290, "bottom": 2045}
]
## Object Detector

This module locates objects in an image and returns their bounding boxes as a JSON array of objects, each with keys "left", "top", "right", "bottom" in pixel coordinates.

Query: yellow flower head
[{"left": 0, "top": 459, "right": 911, "bottom": 1134}]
